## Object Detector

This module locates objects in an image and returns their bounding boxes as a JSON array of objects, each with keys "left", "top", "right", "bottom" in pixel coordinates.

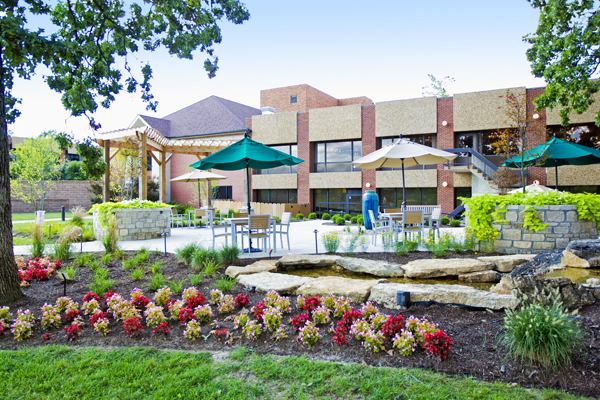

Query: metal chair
[
  {"left": 274, "top": 211, "right": 291, "bottom": 251},
  {"left": 189, "top": 209, "right": 206, "bottom": 228},
  {"left": 170, "top": 208, "right": 184, "bottom": 228},
  {"left": 396, "top": 210, "right": 425, "bottom": 241},
  {"left": 368, "top": 209, "right": 391, "bottom": 246},
  {"left": 427, "top": 207, "right": 442, "bottom": 240},
  {"left": 218, "top": 207, "right": 230, "bottom": 224},
  {"left": 240, "top": 214, "right": 272, "bottom": 254},
  {"left": 207, "top": 212, "right": 229, "bottom": 249}
]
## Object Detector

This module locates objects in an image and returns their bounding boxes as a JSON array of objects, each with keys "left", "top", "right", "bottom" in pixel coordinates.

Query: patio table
[{"left": 223, "top": 216, "right": 277, "bottom": 252}]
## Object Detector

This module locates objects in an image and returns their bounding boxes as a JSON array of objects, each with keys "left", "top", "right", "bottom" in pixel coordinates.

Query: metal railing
[{"left": 443, "top": 148, "right": 500, "bottom": 180}]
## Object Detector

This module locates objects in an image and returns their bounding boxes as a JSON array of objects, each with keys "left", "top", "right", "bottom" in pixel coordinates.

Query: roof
[{"left": 137, "top": 96, "right": 260, "bottom": 138}]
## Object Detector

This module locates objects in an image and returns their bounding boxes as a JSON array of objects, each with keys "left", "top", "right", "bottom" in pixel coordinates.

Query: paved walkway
[{"left": 13, "top": 220, "right": 466, "bottom": 258}]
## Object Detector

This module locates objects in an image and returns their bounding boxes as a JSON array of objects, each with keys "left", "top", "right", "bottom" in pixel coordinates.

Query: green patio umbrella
[
  {"left": 502, "top": 137, "right": 600, "bottom": 190},
  {"left": 190, "top": 133, "right": 303, "bottom": 250}
]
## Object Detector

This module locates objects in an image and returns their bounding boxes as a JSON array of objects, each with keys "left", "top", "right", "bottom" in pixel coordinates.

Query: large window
[
  {"left": 379, "top": 135, "right": 436, "bottom": 170},
  {"left": 379, "top": 188, "right": 437, "bottom": 208},
  {"left": 256, "top": 189, "right": 297, "bottom": 204},
  {"left": 214, "top": 186, "right": 232, "bottom": 200},
  {"left": 314, "top": 141, "right": 362, "bottom": 173},
  {"left": 548, "top": 123, "right": 600, "bottom": 148},
  {"left": 314, "top": 188, "right": 350, "bottom": 216},
  {"left": 257, "top": 144, "right": 298, "bottom": 174}
]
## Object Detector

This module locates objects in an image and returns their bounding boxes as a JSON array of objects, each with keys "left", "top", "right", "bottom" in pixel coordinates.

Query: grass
[
  {"left": 213, "top": 277, "right": 236, "bottom": 291},
  {"left": 0, "top": 346, "right": 584, "bottom": 400}
]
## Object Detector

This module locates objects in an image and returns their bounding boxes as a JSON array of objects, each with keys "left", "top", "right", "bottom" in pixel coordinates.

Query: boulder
[
  {"left": 511, "top": 250, "right": 563, "bottom": 278},
  {"left": 490, "top": 275, "right": 515, "bottom": 295},
  {"left": 458, "top": 270, "right": 502, "bottom": 283},
  {"left": 368, "top": 282, "right": 518, "bottom": 311},
  {"left": 586, "top": 278, "right": 600, "bottom": 287},
  {"left": 512, "top": 275, "right": 599, "bottom": 309},
  {"left": 336, "top": 258, "right": 404, "bottom": 277},
  {"left": 236, "top": 272, "right": 313, "bottom": 295},
  {"left": 402, "top": 258, "right": 495, "bottom": 279},
  {"left": 297, "top": 276, "right": 387, "bottom": 303},
  {"left": 225, "top": 260, "right": 278, "bottom": 278},
  {"left": 477, "top": 254, "right": 536, "bottom": 273},
  {"left": 561, "top": 239, "right": 600, "bottom": 268},
  {"left": 276, "top": 254, "right": 341, "bottom": 271}
]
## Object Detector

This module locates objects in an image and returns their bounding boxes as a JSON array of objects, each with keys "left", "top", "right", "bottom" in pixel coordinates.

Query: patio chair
[
  {"left": 273, "top": 211, "right": 292, "bottom": 251},
  {"left": 240, "top": 214, "right": 272, "bottom": 254},
  {"left": 207, "top": 212, "right": 229, "bottom": 249},
  {"left": 368, "top": 209, "right": 391, "bottom": 246},
  {"left": 170, "top": 208, "right": 184, "bottom": 228},
  {"left": 218, "top": 207, "right": 230, "bottom": 224},
  {"left": 397, "top": 210, "right": 425, "bottom": 241},
  {"left": 427, "top": 207, "right": 442, "bottom": 240},
  {"left": 189, "top": 209, "right": 206, "bottom": 228}
]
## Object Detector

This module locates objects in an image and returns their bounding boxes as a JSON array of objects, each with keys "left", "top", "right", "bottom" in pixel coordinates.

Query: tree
[
  {"left": 422, "top": 74, "right": 455, "bottom": 98},
  {"left": 491, "top": 90, "right": 547, "bottom": 191},
  {"left": 0, "top": 0, "right": 250, "bottom": 303},
  {"left": 10, "top": 133, "right": 62, "bottom": 210},
  {"left": 525, "top": 0, "right": 600, "bottom": 126}
]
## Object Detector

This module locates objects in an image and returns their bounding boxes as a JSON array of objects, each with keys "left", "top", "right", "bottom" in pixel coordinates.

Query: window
[
  {"left": 454, "top": 187, "right": 471, "bottom": 209},
  {"left": 256, "top": 189, "right": 297, "bottom": 203},
  {"left": 290, "top": 95, "right": 297, "bottom": 104},
  {"left": 257, "top": 145, "right": 298, "bottom": 174},
  {"left": 214, "top": 186, "right": 232, "bottom": 200},
  {"left": 314, "top": 140, "right": 362, "bottom": 173},
  {"left": 379, "top": 188, "right": 437, "bottom": 208},
  {"left": 378, "top": 135, "right": 436, "bottom": 170},
  {"left": 548, "top": 123, "right": 600, "bottom": 148}
]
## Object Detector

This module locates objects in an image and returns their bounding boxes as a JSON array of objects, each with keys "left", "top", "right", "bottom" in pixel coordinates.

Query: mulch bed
[{"left": 2, "top": 251, "right": 599, "bottom": 398}]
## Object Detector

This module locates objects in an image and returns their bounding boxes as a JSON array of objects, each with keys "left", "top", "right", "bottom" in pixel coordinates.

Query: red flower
[
  {"left": 339, "top": 309, "right": 362, "bottom": 330},
  {"left": 332, "top": 326, "right": 347, "bottom": 345},
  {"left": 164, "top": 299, "right": 175, "bottom": 311},
  {"left": 252, "top": 301, "right": 266, "bottom": 321},
  {"left": 82, "top": 292, "right": 101, "bottom": 303},
  {"left": 186, "top": 294, "right": 206, "bottom": 310},
  {"left": 152, "top": 322, "right": 169, "bottom": 336},
  {"left": 122, "top": 317, "right": 143, "bottom": 338},
  {"left": 381, "top": 315, "right": 404, "bottom": 339},
  {"left": 64, "top": 324, "right": 81, "bottom": 341},
  {"left": 42, "top": 332, "right": 51, "bottom": 341},
  {"left": 235, "top": 294, "right": 249, "bottom": 308},
  {"left": 423, "top": 330, "right": 453, "bottom": 361},
  {"left": 214, "top": 328, "right": 227, "bottom": 339},
  {"left": 303, "top": 296, "right": 321, "bottom": 313},
  {"left": 178, "top": 307, "right": 195, "bottom": 325},
  {"left": 131, "top": 295, "right": 150, "bottom": 311},
  {"left": 65, "top": 309, "right": 80, "bottom": 323},
  {"left": 290, "top": 313, "right": 310, "bottom": 332},
  {"left": 89, "top": 311, "right": 108, "bottom": 327}
]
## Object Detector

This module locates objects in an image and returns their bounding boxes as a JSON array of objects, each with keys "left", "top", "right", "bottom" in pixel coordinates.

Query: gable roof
[{"left": 137, "top": 96, "right": 260, "bottom": 139}]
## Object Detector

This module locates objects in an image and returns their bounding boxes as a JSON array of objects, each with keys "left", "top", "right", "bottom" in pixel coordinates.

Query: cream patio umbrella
[
  {"left": 170, "top": 170, "right": 227, "bottom": 207},
  {"left": 507, "top": 180, "right": 558, "bottom": 194},
  {"left": 352, "top": 135, "right": 458, "bottom": 208}
]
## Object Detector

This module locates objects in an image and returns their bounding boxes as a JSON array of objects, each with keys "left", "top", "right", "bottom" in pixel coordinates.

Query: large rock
[
  {"left": 477, "top": 254, "right": 536, "bottom": 273},
  {"left": 225, "top": 260, "right": 278, "bottom": 278},
  {"left": 402, "top": 258, "right": 495, "bottom": 279},
  {"left": 368, "top": 282, "right": 518, "bottom": 311},
  {"left": 276, "top": 254, "right": 341, "bottom": 271},
  {"left": 586, "top": 278, "right": 600, "bottom": 287},
  {"left": 236, "top": 272, "right": 313, "bottom": 295},
  {"left": 511, "top": 250, "right": 563, "bottom": 278},
  {"left": 297, "top": 277, "right": 387, "bottom": 303},
  {"left": 336, "top": 258, "right": 404, "bottom": 277},
  {"left": 458, "top": 270, "right": 502, "bottom": 283},
  {"left": 490, "top": 275, "right": 515, "bottom": 295},
  {"left": 512, "top": 275, "right": 599, "bottom": 309},
  {"left": 561, "top": 239, "right": 600, "bottom": 268}
]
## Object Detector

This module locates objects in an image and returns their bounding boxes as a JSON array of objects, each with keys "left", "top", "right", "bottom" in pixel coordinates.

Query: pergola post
[
  {"left": 139, "top": 133, "right": 147, "bottom": 200},
  {"left": 159, "top": 150, "right": 166, "bottom": 203},
  {"left": 103, "top": 140, "right": 111, "bottom": 202}
]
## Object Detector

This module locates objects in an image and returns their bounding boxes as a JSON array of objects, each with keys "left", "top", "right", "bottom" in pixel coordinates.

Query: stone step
[
  {"left": 236, "top": 272, "right": 313, "bottom": 294},
  {"left": 225, "top": 260, "right": 278, "bottom": 278},
  {"left": 402, "top": 258, "right": 496, "bottom": 279},
  {"left": 296, "top": 276, "right": 387, "bottom": 303}
]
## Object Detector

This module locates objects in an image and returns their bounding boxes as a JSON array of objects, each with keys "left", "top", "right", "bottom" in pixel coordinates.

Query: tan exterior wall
[
  {"left": 546, "top": 91, "right": 600, "bottom": 125},
  {"left": 546, "top": 164, "right": 600, "bottom": 186},
  {"left": 309, "top": 104, "right": 362, "bottom": 142},
  {"left": 252, "top": 173, "right": 298, "bottom": 189},
  {"left": 375, "top": 170, "right": 437, "bottom": 188},
  {"left": 309, "top": 172, "right": 362, "bottom": 188},
  {"left": 375, "top": 97, "right": 437, "bottom": 137},
  {"left": 453, "top": 172, "right": 472, "bottom": 187},
  {"left": 251, "top": 112, "right": 298, "bottom": 144},
  {"left": 454, "top": 87, "right": 526, "bottom": 131}
]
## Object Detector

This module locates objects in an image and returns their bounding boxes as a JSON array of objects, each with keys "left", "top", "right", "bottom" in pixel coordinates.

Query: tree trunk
[{"left": 0, "top": 49, "right": 24, "bottom": 304}]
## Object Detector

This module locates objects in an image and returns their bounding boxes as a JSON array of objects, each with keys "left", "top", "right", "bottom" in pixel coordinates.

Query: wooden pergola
[{"left": 95, "top": 126, "right": 235, "bottom": 203}]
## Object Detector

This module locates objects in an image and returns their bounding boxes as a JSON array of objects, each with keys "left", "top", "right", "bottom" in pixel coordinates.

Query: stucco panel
[
  {"left": 251, "top": 112, "right": 297, "bottom": 144},
  {"left": 454, "top": 87, "right": 526, "bottom": 131},
  {"left": 453, "top": 172, "right": 472, "bottom": 187},
  {"left": 375, "top": 97, "right": 437, "bottom": 137},
  {"left": 309, "top": 104, "right": 362, "bottom": 142},
  {"left": 309, "top": 172, "right": 362, "bottom": 188},
  {"left": 546, "top": 91, "right": 600, "bottom": 125},
  {"left": 375, "top": 170, "right": 437, "bottom": 188},
  {"left": 252, "top": 173, "right": 298, "bottom": 189},
  {"left": 547, "top": 164, "right": 600, "bottom": 186}
]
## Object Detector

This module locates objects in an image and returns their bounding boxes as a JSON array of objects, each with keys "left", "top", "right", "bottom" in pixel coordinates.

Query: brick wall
[
  {"left": 260, "top": 84, "right": 338, "bottom": 113},
  {"left": 361, "top": 105, "right": 376, "bottom": 194},
  {"left": 297, "top": 112, "right": 311, "bottom": 205},
  {"left": 11, "top": 180, "right": 92, "bottom": 212},
  {"left": 437, "top": 97, "right": 455, "bottom": 214}
]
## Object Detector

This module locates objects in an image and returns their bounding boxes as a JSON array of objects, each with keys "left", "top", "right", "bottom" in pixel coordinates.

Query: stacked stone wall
[
  {"left": 93, "top": 208, "right": 171, "bottom": 241},
  {"left": 492, "top": 205, "right": 597, "bottom": 254}
]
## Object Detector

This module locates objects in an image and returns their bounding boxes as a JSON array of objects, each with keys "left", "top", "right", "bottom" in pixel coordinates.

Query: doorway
[
  {"left": 455, "top": 133, "right": 478, "bottom": 165},
  {"left": 346, "top": 189, "right": 362, "bottom": 215}
]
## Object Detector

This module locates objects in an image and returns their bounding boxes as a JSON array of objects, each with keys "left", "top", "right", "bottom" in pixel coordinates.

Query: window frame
[{"left": 313, "top": 140, "right": 362, "bottom": 173}]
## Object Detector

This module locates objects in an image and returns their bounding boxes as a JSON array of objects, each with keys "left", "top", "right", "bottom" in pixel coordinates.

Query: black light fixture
[
  {"left": 314, "top": 230, "right": 318, "bottom": 254},
  {"left": 396, "top": 291, "right": 410, "bottom": 308},
  {"left": 78, "top": 233, "right": 84, "bottom": 253},
  {"left": 160, "top": 232, "right": 169, "bottom": 254}
]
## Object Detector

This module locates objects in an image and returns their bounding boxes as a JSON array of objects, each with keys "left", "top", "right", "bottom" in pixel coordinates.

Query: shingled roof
[{"left": 137, "top": 96, "right": 260, "bottom": 139}]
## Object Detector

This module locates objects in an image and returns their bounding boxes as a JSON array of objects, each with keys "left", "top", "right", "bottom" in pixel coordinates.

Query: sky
[{"left": 9, "top": 0, "right": 546, "bottom": 140}]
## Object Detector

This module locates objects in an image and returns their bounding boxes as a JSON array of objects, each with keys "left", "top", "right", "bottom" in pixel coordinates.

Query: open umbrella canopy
[
  {"left": 503, "top": 137, "right": 600, "bottom": 168},
  {"left": 352, "top": 137, "right": 458, "bottom": 169},
  {"left": 190, "top": 137, "right": 303, "bottom": 171},
  {"left": 170, "top": 170, "right": 227, "bottom": 182},
  {"left": 507, "top": 180, "right": 558, "bottom": 194}
]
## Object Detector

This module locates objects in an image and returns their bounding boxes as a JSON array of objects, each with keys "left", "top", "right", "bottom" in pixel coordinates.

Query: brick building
[{"left": 107, "top": 83, "right": 600, "bottom": 215}]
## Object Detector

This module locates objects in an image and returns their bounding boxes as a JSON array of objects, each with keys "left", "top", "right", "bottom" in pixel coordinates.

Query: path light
[
  {"left": 47, "top": 224, "right": 52, "bottom": 239},
  {"left": 314, "top": 230, "right": 318, "bottom": 254},
  {"left": 396, "top": 291, "right": 410, "bottom": 308},
  {"left": 58, "top": 272, "right": 68, "bottom": 296},
  {"left": 160, "top": 232, "right": 168, "bottom": 255},
  {"left": 251, "top": 286, "right": 256, "bottom": 293},
  {"left": 78, "top": 233, "right": 84, "bottom": 253}
]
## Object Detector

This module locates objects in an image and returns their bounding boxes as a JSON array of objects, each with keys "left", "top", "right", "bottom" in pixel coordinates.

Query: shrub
[
  {"left": 295, "top": 213, "right": 304, "bottom": 220},
  {"left": 334, "top": 216, "right": 346, "bottom": 225},
  {"left": 320, "top": 231, "right": 340, "bottom": 253},
  {"left": 322, "top": 213, "right": 331, "bottom": 220},
  {"left": 71, "top": 206, "right": 87, "bottom": 227},
  {"left": 449, "top": 219, "right": 461, "bottom": 227},
  {"left": 101, "top": 215, "right": 119, "bottom": 254},
  {"left": 218, "top": 244, "right": 240, "bottom": 266},
  {"left": 502, "top": 299, "right": 584, "bottom": 369},
  {"left": 343, "top": 214, "right": 352, "bottom": 221},
  {"left": 175, "top": 243, "right": 199, "bottom": 265},
  {"left": 350, "top": 216, "right": 358, "bottom": 224},
  {"left": 440, "top": 216, "right": 450, "bottom": 225},
  {"left": 30, "top": 223, "right": 46, "bottom": 259},
  {"left": 214, "top": 277, "right": 236, "bottom": 292},
  {"left": 191, "top": 247, "right": 220, "bottom": 271},
  {"left": 357, "top": 215, "right": 364, "bottom": 226},
  {"left": 308, "top": 213, "right": 317, "bottom": 220}
]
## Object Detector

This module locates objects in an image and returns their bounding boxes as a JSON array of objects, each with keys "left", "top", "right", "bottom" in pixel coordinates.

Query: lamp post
[
  {"left": 160, "top": 232, "right": 168, "bottom": 255},
  {"left": 314, "top": 230, "right": 318, "bottom": 254}
]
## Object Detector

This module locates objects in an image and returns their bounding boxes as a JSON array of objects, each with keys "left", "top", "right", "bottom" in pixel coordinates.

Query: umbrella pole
[
  {"left": 401, "top": 159, "right": 406, "bottom": 210},
  {"left": 245, "top": 159, "right": 257, "bottom": 252},
  {"left": 555, "top": 160, "right": 558, "bottom": 190}
]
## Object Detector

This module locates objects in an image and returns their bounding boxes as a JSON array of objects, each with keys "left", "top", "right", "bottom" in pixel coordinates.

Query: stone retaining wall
[
  {"left": 491, "top": 205, "right": 597, "bottom": 254},
  {"left": 93, "top": 208, "right": 171, "bottom": 241}
]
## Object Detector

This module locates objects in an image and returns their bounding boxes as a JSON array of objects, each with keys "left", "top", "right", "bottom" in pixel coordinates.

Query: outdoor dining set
[{"left": 369, "top": 205, "right": 443, "bottom": 246}]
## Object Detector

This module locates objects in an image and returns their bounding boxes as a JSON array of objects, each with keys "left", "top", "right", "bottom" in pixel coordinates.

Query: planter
[
  {"left": 93, "top": 208, "right": 171, "bottom": 241},
  {"left": 491, "top": 205, "right": 598, "bottom": 254},
  {"left": 362, "top": 190, "right": 379, "bottom": 230}
]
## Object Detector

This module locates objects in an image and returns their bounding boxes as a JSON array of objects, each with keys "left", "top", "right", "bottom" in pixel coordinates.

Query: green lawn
[
  {"left": 0, "top": 346, "right": 586, "bottom": 400},
  {"left": 12, "top": 212, "right": 92, "bottom": 222}
]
